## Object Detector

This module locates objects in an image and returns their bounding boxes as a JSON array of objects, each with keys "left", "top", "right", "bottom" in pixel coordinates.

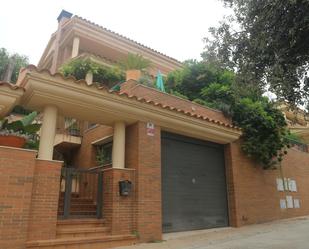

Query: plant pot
[
  {"left": 0, "top": 135, "right": 26, "bottom": 148},
  {"left": 126, "top": 70, "right": 141, "bottom": 81}
]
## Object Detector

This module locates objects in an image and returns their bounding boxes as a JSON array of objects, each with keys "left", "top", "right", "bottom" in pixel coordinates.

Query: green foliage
[
  {"left": 96, "top": 143, "right": 112, "bottom": 166},
  {"left": 232, "top": 98, "right": 289, "bottom": 168},
  {"left": 285, "top": 132, "right": 303, "bottom": 143},
  {"left": 167, "top": 61, "right": 290, "bottom": 169},
  {"left": 12, "top": 106, "right": 32, "bottom": 115},
  {"left": 138, "top": 72, "right": 155, "bottom": 87},
  {"left": 0, "top": 111, "right": 41, "bottom": 150},
  {"left": 119, "top": 53, "right": 151, "bottom": 70},
  {"left": 0, "top": 111, "right": 41, "bottom": 136},
  {"left": 203, "top": 0, "right": 309, "bottom": 108},
  {"left": 170, "top": 90, "right": 189, "bottom": 100},
  {"left": 166, "top": 60, "right": 235, "bottom": 101},
  {"left": 0, "top": 48, "right": 29, "bottom": 83},
  {"left": 60, "top": 59, "right": 125, "bottom": 88},
  {"left": 24, "top": 139, "right": 40, "bottom": 150}
]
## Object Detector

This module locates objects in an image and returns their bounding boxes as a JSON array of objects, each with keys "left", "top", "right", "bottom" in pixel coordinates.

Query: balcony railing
[{"left": 56, "top": 117, "right": 83, "bottom": 136}]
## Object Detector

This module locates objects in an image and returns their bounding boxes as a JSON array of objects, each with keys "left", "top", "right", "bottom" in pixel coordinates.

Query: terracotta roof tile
[{"left": 22, "top": 65, "right": 240, "bottom": 131}]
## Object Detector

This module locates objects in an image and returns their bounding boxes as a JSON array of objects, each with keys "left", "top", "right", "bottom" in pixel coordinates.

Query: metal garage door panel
[{"left": 161, "top": 132, "right": 228, "bottom": 233}]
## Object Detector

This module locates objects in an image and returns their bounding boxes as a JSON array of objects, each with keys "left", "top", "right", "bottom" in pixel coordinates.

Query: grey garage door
[{"left": 161, "top": 132, "right": 229, "bottom": 233}]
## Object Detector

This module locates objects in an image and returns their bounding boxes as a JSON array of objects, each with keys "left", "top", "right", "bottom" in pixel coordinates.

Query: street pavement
[{"left": 116, "top": 216, "right": 309, "bottom": 249}]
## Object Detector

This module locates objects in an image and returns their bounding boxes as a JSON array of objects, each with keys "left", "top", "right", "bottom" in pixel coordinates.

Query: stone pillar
[
  {"left": 71, "top": 37, "right": 80, "bottom": 58},
  {"left": 112, "top": 121, "right": 126, "bottom": 169},
  {"left": 85, "top": 71, "right": 93, "bottom": 85},
  {"left": 38, "top": 105, "right": 58, "bottom": 160}
]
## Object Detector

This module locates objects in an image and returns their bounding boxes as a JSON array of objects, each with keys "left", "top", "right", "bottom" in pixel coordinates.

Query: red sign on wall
[{"left": 146, "top": 122, "right": 155, "bottom": 136}]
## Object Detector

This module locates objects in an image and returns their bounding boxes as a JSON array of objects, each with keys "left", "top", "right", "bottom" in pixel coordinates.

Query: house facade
[{"left": 1, "top": 10, "right": 309, "bottom": 249}]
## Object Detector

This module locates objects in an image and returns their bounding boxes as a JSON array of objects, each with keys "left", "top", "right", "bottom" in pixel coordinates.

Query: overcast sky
[{"left": 0, "top": 0, "right": 231, "bottom": 65}]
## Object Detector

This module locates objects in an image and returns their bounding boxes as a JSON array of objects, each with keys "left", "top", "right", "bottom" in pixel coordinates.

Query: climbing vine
[{"left": 231, "top": 98, "right": 290, "bottom": 169}]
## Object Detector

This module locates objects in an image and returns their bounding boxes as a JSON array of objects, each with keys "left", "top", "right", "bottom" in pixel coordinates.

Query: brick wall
[
  {"left": 226, "top": 141, "right": 309, "bottom": 227},
  {"left": 73, "top": 125, "right": 113, "bottom": 200},
  {"left": 0, "top": 146, "right": 36, "bottom": 249},
  {"left": 0, "top": 146, "right": 62, "bottom": 248},
  {"left": 27, "top": 159, "right": 62, "bottom": 241},
  {"left": 103, "top": 168, "right": 136, "bottom": 235},
  {"left": 126, "top": 122, "right": 162, "bottom": 242},
  {"left": 120, "top": 82, "right": 231, "bottom": 124},
  {"left": 73, "top": 124, "right": 113, "bottom": 169}
]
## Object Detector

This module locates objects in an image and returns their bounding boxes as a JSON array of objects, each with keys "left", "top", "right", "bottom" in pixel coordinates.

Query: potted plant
[
  {"left": 0, "top": 111, "right": 41, "bottom": 148},
  {"left": 119, "top": 53, "right": 152, "bottom": 81}
]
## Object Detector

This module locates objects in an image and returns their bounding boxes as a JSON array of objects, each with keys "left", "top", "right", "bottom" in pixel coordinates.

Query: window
[{"left": 96, "top": 142, "right": 112, "bottom": 166}]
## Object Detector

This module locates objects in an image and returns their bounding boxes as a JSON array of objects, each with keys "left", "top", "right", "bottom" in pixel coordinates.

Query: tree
[
  {"left": 167, "top": 61, "right": 290, "bottom": 169},
  {"left": 0, "top": 48, "right": 29, "bottom": 83},
  {"left": 166, "top": 60, "right": 235, "bottom": 102},
  {"left": 202, "top": 0, "right": 309, "bottom": 108}
]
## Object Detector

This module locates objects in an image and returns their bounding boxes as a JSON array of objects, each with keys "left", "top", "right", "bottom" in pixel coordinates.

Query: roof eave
[{"left": 19, "top": 66, "right": 241, "bottom": 144}]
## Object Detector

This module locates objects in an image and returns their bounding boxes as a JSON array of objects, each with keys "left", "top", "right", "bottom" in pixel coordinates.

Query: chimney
[
  {"left": 57, "top": 9, "right": 73, "bottom": 23},
  {"left": 126, "top": 69, "right": 141, "bottom": 81}
]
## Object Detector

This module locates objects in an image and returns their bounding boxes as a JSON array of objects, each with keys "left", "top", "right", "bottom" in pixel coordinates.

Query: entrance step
[
  {"left": 56, "top": 226, "right": 110, "bottom": 238},
  {"left": 26, "top": 234, "right": 137, "bottom": 249},
  {"left": 58, "top": 196, "right": 97, "bottom": 217},
  {"left": 57, "top": 218, "right": 110, "bottom": 239}
]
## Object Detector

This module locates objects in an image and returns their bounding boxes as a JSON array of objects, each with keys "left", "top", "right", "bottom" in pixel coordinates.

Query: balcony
[{"left": 54, "top": 117, "right": 82, "bottom": 152}]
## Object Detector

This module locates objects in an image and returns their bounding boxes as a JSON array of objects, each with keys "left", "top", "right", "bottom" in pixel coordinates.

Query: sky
[{"left": 0, "top": 0, "right": 231, "bottom": 65}]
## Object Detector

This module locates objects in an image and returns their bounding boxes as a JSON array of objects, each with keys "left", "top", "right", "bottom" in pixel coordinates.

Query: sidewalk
[{"left": 116, "top": 216, "right": 309, "bottom": 249}]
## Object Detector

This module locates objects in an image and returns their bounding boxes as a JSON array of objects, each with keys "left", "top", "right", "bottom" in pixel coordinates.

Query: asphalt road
[{"left": 116, "top": 216, "right": 309, "bottom": 249}]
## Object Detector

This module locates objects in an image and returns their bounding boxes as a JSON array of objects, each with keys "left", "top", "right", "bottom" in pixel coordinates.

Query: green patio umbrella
[{"left": 156, "top": 71, "right": 166, "bottom": 92}]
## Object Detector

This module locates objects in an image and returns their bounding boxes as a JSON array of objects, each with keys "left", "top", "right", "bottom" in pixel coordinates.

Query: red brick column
[
  {"left": 27, "top": 159, "right": 62, "bottom": 241},
  {"left": 0, "top": 146, "right": 37, "bottom": 249},
  {"left": 103, "top": 168, "right": 136, "bottom": 235},
  {"left": 125, "top": 122, "right": 162, "bottom": 242},
  {"left": 224, "top": 143, "right": 239, "bottom": 227}
]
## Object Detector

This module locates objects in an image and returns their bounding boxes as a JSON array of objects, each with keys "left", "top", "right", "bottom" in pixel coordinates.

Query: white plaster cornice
[
  {"left": 19, "top": 69, "right": 241, "bottom": 144},
  {"left": 0, "top": 84, "right": 24, "bottom": 117}
]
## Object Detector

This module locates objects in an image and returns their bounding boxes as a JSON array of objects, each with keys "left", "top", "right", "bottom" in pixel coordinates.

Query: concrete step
[
  {"left": 56, "top": 226, "right": 110, "bottom": 238},
  {"left": 26, "top": 234, "right": 137, "bottom": 249}
]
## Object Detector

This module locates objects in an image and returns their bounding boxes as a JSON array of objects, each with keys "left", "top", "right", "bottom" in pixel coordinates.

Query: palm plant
[{"left": 119, "top": 53, "right": 152, "bottom": 71}]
